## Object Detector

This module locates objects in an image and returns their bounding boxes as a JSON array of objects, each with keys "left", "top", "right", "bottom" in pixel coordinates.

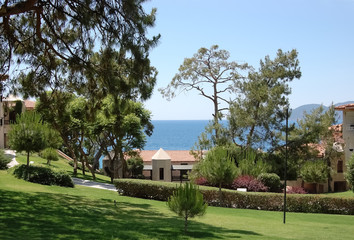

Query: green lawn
[
  {"left": 15, "top": 152, "right": 112, "bottom": 183},
  {"left": 1, "top": 169, "right": 354, "bottom": 240}
]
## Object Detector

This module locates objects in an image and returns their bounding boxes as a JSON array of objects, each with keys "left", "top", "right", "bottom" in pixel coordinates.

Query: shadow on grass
[{"left": 0, "top": 189, "right": 261, "bottom": 240}]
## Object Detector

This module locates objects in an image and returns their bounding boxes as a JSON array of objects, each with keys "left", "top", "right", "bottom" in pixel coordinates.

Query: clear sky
[{"left": 142, "top": 0, "right": 354, "bottom": 120}]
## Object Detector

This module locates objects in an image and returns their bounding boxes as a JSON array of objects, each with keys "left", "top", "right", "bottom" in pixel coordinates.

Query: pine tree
[{"left": 167, "top": 182, "right": 207, "bottom": 234}]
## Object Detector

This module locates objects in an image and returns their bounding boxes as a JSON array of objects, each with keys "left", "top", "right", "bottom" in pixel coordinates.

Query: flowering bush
[
  {"left": 194, "top": 177, "right": 209, "bottom": 186},
  {"left": 287, "top": 186, "right": 307, "bottom": 194},
  {"left": 231, "top": 175, "right": 268, "bottom": 192}
]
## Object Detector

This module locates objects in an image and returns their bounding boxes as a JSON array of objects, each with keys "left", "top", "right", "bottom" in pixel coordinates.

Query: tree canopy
[
  {"left": 9, "top": 111, "right": 48, "bottom": 167},
  {"left": 159, "top": 45, "right": 249, "bottom": 139},
  {"left": 228, "top": 49, "right": 301, "bottom": 150},
  {"left": 0, "top": 0, "right": 159, "bottom": 97}
]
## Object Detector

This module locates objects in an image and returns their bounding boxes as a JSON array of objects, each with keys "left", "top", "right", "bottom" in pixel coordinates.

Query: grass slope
[
  {"left": 1, "top": 169, "right": 354, "bottom": 240},
  {"left": 15, "top": 152, "right": 112, "bottom": 183}
]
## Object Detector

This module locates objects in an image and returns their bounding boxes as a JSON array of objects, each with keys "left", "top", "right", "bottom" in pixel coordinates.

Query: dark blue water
[{"left": 144, "top": 120, "right": 210, "bottom": 150}]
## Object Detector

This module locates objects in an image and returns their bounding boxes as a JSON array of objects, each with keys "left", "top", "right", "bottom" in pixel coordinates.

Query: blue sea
[{"left": 144, "top": 120, "right": 211, "bottom": 150}]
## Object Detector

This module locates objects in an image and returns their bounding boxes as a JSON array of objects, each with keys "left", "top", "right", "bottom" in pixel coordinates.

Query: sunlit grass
[
  {"left": 15, "top": 151, "right": 112, "bottom": 183},
  {"left": 1, "top": 169, "right": 354, "bottom": 240}
]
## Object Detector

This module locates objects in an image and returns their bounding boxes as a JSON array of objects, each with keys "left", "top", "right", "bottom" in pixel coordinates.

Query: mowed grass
[
  {"left": 1, "top": 169, "right": 354, "bottom": 240},
  {"left": 15, "top": 152, "right": 112, "bottom": 183}
]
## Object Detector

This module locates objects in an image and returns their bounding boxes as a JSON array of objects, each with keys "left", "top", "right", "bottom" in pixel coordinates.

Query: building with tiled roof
[
  {"left": 139, "top": 149, "right": 198, "bottom": 165},
  {"left": 333, "top": 103, "right": 354, "bottom": 191},
  {"left": 140, "top": 148, "right": 200, "bottom": 182},
  {"left": 0, "top": 95, "right": 36, "bottom": 148}
]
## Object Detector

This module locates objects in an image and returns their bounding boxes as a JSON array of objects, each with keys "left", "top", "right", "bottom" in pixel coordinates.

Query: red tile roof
[
  {"left": 139, "top": 150, "right": 197, "bottom": 162},
  {"left": 24, "top": 100, "right": 36, "bottom": 110},
  {"left": 335, "top": 103, "right": 354, "bottom": 111},
  {"left": 310, "top": 124, "right": 344, "bottom": 157}
]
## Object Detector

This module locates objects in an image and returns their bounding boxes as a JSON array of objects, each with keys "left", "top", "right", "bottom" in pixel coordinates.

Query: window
[
  {"left": 337, "top": 160, "right": 343, "bottom": 173},
  {"left": 159, "top": 168, "right": 164, "bottom": 180}
]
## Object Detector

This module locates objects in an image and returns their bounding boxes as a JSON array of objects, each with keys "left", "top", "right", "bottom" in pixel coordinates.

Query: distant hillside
[{"left": 290, "top": 101, "right": 354, "bottom": 123}]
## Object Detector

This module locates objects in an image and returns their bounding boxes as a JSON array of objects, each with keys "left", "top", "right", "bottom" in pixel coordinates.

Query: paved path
[
  {"left": 5, "top": 150, "right": 18, "bottom": 168},
  {"left": 72, "top": 178, "right": 116, "bottom": 191}
]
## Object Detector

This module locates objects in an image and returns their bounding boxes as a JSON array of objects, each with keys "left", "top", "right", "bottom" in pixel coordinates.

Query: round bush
[
  {"left": 0, "top": 150, "right": 11, "bottom": 170},
  {"left": 13, "top": 164, "right": 74, "bottom": 187},
  {"left": 231, "top": 175, "right": 268, "bottom": 192},
  {"left": 257, "top": 173, "right": 281, "bottom": 192}
]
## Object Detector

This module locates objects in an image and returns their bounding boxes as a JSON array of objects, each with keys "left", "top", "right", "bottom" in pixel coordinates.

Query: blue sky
[{"left": 143, "top": 0, "right": 354, "bottom": 120}]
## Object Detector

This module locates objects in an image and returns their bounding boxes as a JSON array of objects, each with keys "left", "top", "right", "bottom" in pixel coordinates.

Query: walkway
[
  {"left": 5, "top": 150, "right": 18, "bottom": 168},
  {"left": 72, "top": 178, "right": 116, "bottom": 191}
]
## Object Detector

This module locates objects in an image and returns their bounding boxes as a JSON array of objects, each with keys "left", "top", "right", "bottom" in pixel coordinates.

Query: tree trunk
[
  {"left": 25, "top": 151, "right": 30, "bottom": 180},
  {"left": 109, "top": 157, "right": 114, "bottom": 183},
  {"left": 26, "top": 151, "right": 30, "bottom": 167},
  {"left": 213, "top": 83, "right": 219, "bottom": 141},
  {"left": 184, "top": 211, "right": 188, "bottom": 234},
  {"left": 327, "top": 158, "right": 332, "bottom": 192},
  {"left": 81, "top": 157, "right": 85, "bottom": 175},
  {"left": 92, "top": 147, "right": 103, "bottom": 170},
  {"left": 79, "top": 148, "right": 96, "bottom": 181},
  {"left": 219, "top": 183, "right": 223, "bottom": 206}
]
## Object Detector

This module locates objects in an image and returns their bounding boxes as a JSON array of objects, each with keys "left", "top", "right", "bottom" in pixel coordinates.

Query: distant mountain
[{"left": 289, "top": 101, "right": 354, "bottom": 123}]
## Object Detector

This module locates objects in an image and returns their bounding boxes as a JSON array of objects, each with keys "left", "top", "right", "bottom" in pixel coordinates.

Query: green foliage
[
  {"left": 160, "top": 45, "right": 249, "bottom": 143},
  {"left": 257, "top": 173, "right": 281, "bottom": 192},
  {"left": 0, "top": 150, "right": 11, "bottom": 170},
  {"left": 115, "top": 179, "right": 354, "bottom": 215},
  {"left": 198, "top": 146, "right": 238, "bottom": 191},
  {"left": 300, "top": 160, "right": 329, "bottom": 184},
  {"left": 13, "top": 164, "right": 74, "bottom": 187},
  {"left": 236, "top": 149, "right": 271, "bottom": 177},
  {"left": 45, "top": 128, "right": 63, "bottom": 149},
  {"left": 167, "top": 182, "right": 207, "bottom": 233},
  {"left": 228, "top": 49, "right": 301, "bottom": 149},
  {"left": 3, "top": 1, "right": 160, "bottom": 101},
  {"left": 41, "top": 148, "right": 59, "bottom": 165},
  {"left": 8, "top": 111, "right": 49, "bottom": 167},
  {"left": 14, "top": 100, "right": 23, "bottom": 116},
  {"left": 127, "top": 156, "right": 144, "bottom": 178},
  {"left": 345, "top": 154, "right": 354, "bottom": 192}
]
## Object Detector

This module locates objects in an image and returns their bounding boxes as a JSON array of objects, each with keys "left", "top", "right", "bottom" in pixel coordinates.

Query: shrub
[
  {"left": 114, "top": 179, "right": 354, "bottom": 215},
  {"left": 231, "top": 175, "right": 268, "bottom": 192},
  {"left": 345, "top": 153, "right": 354, "bottom": 192},
  {"left": 287, "top": 186, "right": 307, "bottom": 194},
  {"left": 54, "top": 171, "right": 75, "bottom": 187},
  {"left": 13, "top": 164, "right": 74, "bottom": 187},
  {"left": 41, "top": 148, "right": 59, "bottom": 165},
  {"left": 199, "top": 146, "right": 238, "bottom": 193},
  {"left": 194, "top": 177, "right": 209, "bottom": 186},
  {"left": 257, "top": 173, "right": 281, "bottom": 192},
  {"left": 0, "top": 150, "right": 11, "bottom": 170},
  {"left": 127, "top": 156, "right": 144, "bottom": 178},
  {"left": 167, "top": 182, "right": 207, "bottom": 233},
  {"left": 300, "top": 160, "right": 329, "bottom": 184},
  {"left": 236, "top": 149, "right": 271, "bottom": 177}
]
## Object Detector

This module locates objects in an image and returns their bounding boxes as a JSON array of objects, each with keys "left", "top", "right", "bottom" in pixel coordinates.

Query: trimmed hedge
[
  {"left": 13, "top": 164, "right": 74, "bottom": 187},
  {"left": 114, "top": 179, "right": 354, "bottom": 215}
]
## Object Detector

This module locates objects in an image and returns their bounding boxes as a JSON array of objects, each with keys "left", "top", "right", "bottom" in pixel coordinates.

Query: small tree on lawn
[
  {"left": 167, "top": 182, "right": 207, "bottom": 234},
  {"left": 41, "top": 128, "right": 62, "bottom": 165},
  {"left": 345, "top": 153, "right": 354, "bottom": 192},
  {"left": 199, "top": 146, "right": 238, "bottom": 204},
  {"left": 41, "top": 148, "right": 59, "bottom": 165},
  {"left": 9, "top": 112, "right": 48, "bottom": 167},
  {"left": 300, "top": 160, "right": 329, "bottom": 193}
]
